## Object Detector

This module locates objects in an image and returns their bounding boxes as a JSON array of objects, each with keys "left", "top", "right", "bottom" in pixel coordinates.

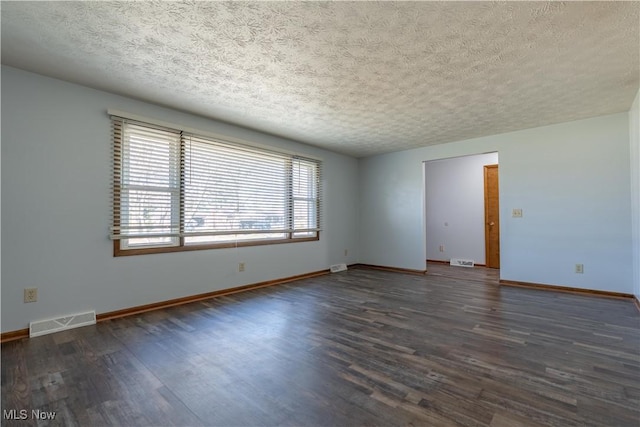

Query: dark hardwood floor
[{"left": 2, "top": 265, "right": 639, "bottom": 426}]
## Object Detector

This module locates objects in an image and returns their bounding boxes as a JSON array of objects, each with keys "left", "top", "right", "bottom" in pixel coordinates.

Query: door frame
[{"left": 423, "top": 152, "right": 500, "bottom": 270}]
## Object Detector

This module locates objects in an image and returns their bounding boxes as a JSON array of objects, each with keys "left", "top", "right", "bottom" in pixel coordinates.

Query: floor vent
[
  {"left": 330, "top": 263, "right": 348, "bottom": 273},
  {"left": 450, "top": 258, "right": 475, "bottom": 268},
  {"left": 29, "top": 311, "right": 96, "bottom": 338}
]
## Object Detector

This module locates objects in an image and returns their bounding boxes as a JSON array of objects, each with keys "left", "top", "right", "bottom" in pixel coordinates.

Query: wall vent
[
  {"left": 29, "top": 311, "right": 96, "bottom": 338},
  {"left": 330, "top": 263, "right": 348, "bottom": 273},
  {"left": 450, "top": 258, "right": 475, "bottom": 268}
]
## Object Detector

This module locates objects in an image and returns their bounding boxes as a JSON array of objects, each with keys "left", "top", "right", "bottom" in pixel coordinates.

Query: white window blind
[
  {"left": 112, "top": 120, "right": 181, "bottom": 248},
  {"left": 110, "top": 116, "right": 322, "bottom": 252}
]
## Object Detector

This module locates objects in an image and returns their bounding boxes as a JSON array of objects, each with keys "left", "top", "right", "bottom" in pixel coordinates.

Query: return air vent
[
  {"left": 29, "top": 311, "right": 96, "bottom": 338},
  {"left": 450, "top": 258, "right": 475, "bottom": 268},
  {"left": 330, "top": 263, "right": 348, "bottom": 273}
]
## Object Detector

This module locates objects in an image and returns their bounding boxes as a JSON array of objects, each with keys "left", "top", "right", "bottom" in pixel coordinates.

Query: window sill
[{"left": 113, "top": 235, "right": 320, "bottom": 257}]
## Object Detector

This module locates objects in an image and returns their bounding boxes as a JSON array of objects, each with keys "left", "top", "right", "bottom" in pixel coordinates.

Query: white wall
[
  {"left": 630, "top": 90, "right": 640, "bottom": 300},
  {"left": 360, "top": 113, "right": 633, "bottom": 293},
  {"left": 1, "top": 66, "right": 359, "bottom": 333},
  {"left": 425, "top": 153, "right": 498, "bottom": 264}
]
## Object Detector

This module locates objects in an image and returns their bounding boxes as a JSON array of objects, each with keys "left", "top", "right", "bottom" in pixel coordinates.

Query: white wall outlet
[
  {"left": 512, "top": 208, "right": 523, "bottom": 218},
  {"left": 575, "top": 264, "right": 584, "bottom": 274},
  {"left": 238, "top": 262, "right": 245, "bottom": 272},
  {"left": 344, "top": 249, "right": 348, "bottom": 257},
  {"left": 24, "top": 288, "right": 38, "bottom": 303},
  {"left": 439, "top": 245, "right": 445, "bottom": 252}
]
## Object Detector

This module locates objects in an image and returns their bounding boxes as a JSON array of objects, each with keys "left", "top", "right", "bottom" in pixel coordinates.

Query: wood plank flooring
[{"left": 2, "top": 265, "right": 639, "bottom": 426}]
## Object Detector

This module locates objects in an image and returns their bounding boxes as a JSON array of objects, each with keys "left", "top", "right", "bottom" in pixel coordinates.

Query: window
[{"left": 111, "top": 116, "right": 321, "bottom": 255}]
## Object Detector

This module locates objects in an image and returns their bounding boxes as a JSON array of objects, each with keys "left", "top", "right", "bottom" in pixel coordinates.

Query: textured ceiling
[{"left": 2, "top": 1, "right": 639, "bottom": 157}]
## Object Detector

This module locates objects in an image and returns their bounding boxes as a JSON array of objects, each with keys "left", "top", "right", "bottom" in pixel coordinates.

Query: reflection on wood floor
[
  {"left": 2, "top": 265, "right": 639, "bottom": 426},
  {"left": 426, "top": 262, "right": 500, "bottom": 283}
]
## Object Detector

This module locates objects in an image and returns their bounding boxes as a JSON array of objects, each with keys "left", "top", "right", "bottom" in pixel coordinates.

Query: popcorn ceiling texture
[{"left": 2, "top": 1, "right": 639, "bottom": 157}]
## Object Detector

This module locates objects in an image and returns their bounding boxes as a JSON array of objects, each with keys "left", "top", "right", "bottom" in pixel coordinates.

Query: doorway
[{"left": 424, "top": 152, "right": 499, "bottom": 269}]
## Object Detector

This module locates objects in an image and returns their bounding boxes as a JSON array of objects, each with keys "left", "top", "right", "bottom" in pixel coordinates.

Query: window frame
[{"left": 112, "top": 117, "right": 321, "bottom": 257}]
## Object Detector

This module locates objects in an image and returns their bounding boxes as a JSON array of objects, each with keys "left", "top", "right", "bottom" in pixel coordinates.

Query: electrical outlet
[
  {"left": 344, "top": 249, "right": 348, "bottom": 257},
  {"left": 512, "top": 208, "right": 523, "bottom": 218},
  {"left": 575, "top": 264, "right": 584, "bottom": 274},
  {"left": 439, "top": 245, "right": 445, "bottom": 252},
  {"left": 24, "top": 288, "right": 38, "bottom": 303},
  {"left": 238, "top": 262, "right": 245, "bottom": 272}
]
